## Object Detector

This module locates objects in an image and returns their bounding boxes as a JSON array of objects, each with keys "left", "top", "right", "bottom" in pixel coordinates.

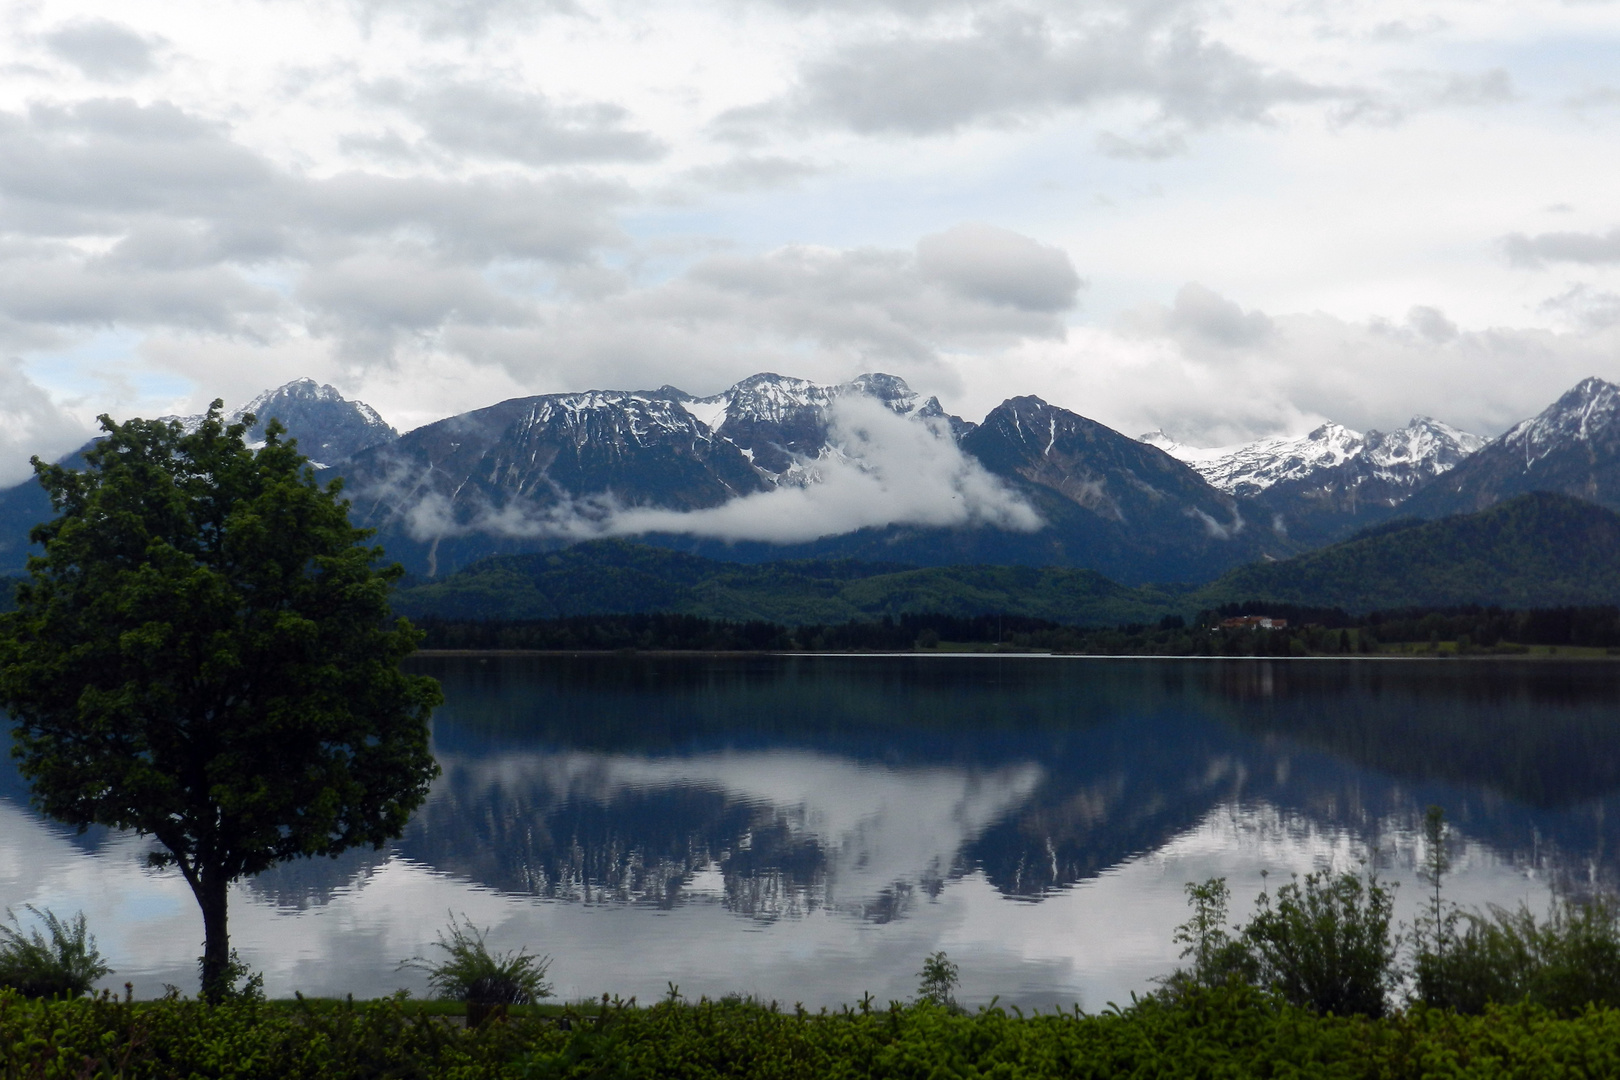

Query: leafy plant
[
  {"left": 1243, "top": 867, "right": 1399, "bottom": 1018},
  {"left": 200, "top": 949, "right": 264, "bottom": 1003},
  {"left": 1167, "top": 878, "right": 1260, "bottom": 993},
  {"left": 1419, "top": 898, "right": 1620, "bottom": 1016},
  {"left": 916, "top": 951, "right": 960, "bottom": 1010},
  {"left": 0, "top": 906, "right": 111, "bottom": 998},
  {"left": 402, "top": 914, "right": 552, "bottom": 1006}
]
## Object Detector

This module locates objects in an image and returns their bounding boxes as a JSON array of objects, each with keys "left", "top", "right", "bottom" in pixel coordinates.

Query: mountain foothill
[{"left": 5, "top": 371, "right": 1620, "bottom": 619}]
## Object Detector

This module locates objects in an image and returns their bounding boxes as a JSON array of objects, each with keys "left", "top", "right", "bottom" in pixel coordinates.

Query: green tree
[{"left": 0, "top": 406, "right": 442, "bottom": 1000}]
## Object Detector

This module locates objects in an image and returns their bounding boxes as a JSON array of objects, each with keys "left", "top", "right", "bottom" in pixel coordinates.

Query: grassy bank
[{"left": 10, "top": 986, "right": 1620, "bottom": 1079}]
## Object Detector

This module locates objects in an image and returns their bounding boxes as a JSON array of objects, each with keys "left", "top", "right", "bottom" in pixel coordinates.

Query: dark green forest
[{"left": 393, "top": 493, "right": 1620, "bottom": 627}]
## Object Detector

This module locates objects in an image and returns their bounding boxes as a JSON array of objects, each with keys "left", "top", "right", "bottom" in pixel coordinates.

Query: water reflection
[
  {"left": 4, "top": 656, "right": 1620, "bottom": 1004},
  {"left": 382, "top": 656, "right": 1620, "bottom": 911}
]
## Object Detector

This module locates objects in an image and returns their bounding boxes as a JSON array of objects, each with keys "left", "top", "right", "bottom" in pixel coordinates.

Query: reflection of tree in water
[{"left": 246, "top": 846, "right": 389, "bottom": 909}]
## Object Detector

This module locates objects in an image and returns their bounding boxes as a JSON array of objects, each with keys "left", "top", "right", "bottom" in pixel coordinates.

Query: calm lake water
[{"left": 4, "top": 655, "right": 1620, "bottom": 1008}]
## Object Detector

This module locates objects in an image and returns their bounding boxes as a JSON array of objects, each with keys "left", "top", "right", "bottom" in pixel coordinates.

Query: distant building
[{"left": 1220, "top": 615, "right": 1288, "bottom": 630}]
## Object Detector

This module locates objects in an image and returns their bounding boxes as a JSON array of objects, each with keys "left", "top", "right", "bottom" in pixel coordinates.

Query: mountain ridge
[{"left": 4, "top": 373, "right": 1620, "bottom": 590}]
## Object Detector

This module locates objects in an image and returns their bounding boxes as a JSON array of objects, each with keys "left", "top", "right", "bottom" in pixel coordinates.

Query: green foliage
[
  {"left": 1168, "top": 870, "right": 1398, "bottom": 1018},
  {"left": 394, "top": 494, "right": 1620, "bottom": 627},
  {"left": 0, "top": 405, "right": 442, "bottom": 999},
  {"left": 916, "top": 951, "right": 960, "bottom": 1010},
  {"left": 393, "top": 539, "right": 1187, "bottom": 626},
  {"left": 13, "top": 985, "right": 1620, "bottom": 1078},
  {"left": 0, "top": 907, "right": 110, "bottom": 998},
  {"left": 1201, "top": 492, "right": 1620, "bottom": 613},
  {"left": 1167, "top": 878, "right": 1260, "bottom": 992},
  {"left": 402, "top": 914, "right": 553, "bottom": 1006},
  {"left": 1244, "top": 869, "right": 1399, "bottom": 1018},
  {"left": 1416, "top": 899, "right": 1620, "bottom": 1016},
  {"left": 204, "top": 950, "right": 266, "bottom": 1003}
]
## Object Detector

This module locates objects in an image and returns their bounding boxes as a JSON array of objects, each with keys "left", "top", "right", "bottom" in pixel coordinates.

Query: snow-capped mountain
[
  {"left": 236, "top": 378, "right": 398, "bottom": 465},
  {"left": 1404, "top": 377, "right": 1620, "bottom": 518},
  {"left": 682, "top": 371, "right": 970, "bottom": 477},
  {"left": 1143, "top": 424, "right": 1366, "bottom": 497},
  {"left": 0, "top": 379, "right": 399, "bottom": 571},
  {"left": 339, "top": 372, "right": 966, "bottom": 574},
  {"left": 953, "top": 396, "right": 1289, "bottom": 581},
  {"left": 336, "top": 373, "right": 1292, "bottom": 580},
  {"left": 1142, "top": 418, "right": 1483, "bottom": 499},
  {"left": 1500, "top": 376, "right": 1620, "bottom": 467},
  {"left": 6, "top": 372, "right": 1618, "bottom": 584}
]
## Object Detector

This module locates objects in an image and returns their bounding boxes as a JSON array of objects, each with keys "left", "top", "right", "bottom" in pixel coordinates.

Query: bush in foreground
[
  {"left": 10, "top": 986, "right": 1620, "bottom": 1078},
  {"left": 402, "top": 913, "right": 553, "bottom": 1008},
  {"left": 0, "top": 907, "right": 110, "bottom": 999}
]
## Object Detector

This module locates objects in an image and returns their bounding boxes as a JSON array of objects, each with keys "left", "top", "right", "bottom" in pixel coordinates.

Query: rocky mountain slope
[
  {"left": 1402, "top": 377, "right": 1620, "bottom": 519},
  {"left": 5, "top": 372, "right": 1620, "bottom": 588},
  {"left": 1144, "top": 416, "right": 1487, "bottom": 544},
  {"left": 238, "top": 378, "right": 398, "bottom": 464},
  {"left": 336, "top": 376, "right": 1293, "bottom": 582},
  {"left": 0, "top": 380, "right": 398, "bottom": 571}
]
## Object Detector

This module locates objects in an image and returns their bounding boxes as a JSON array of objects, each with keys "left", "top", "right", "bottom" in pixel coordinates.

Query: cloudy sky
[{"left": 0, "top": 0, "right": 1617, "bottom": 482}]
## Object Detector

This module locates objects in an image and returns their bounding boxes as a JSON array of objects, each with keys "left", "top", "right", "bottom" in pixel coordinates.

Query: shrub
[
  {"left": 1420, "top": 899, "right": 1620, "bottom": 1015},
  {"left": 0, "top": 907, "right": 111, "bottom": 999},
  {"left": 1168, "top": 870, "right": 1398, "bottom": 1017},
  {"left": 401, "top": 913, "right": 552, "bottom": 1006},
  {"left": 1244, "top": 868, "right": 1399, "bottom": 1017},
  {"left": 1167, "top": 878, "right": 1261, "bottom": 993}
]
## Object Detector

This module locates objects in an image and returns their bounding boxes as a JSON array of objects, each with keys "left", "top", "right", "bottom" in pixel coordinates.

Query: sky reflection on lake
[{"left": 2, "top": 656, "right": 1615, "bottom": 1007}]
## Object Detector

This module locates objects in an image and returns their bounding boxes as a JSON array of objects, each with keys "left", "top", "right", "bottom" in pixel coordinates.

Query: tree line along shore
[{"left": 410, "top": 603, "right": 1620, "bottom": 657}]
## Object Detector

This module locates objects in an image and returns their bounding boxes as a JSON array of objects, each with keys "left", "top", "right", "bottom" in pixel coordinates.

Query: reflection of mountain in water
[
  {"left": 11, "top": 655, "right": 1617, "bottom": 916},
  {"left": 383, "top": 658, "right": 1620, "bottom": 917}
]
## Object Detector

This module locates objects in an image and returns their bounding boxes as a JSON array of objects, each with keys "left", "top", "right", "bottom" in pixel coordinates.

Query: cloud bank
[{"left": 0, "top": 0, "right": 1614, "bottom": 476}]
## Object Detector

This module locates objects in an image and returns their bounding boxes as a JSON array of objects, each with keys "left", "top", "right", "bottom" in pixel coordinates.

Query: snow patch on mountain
[
  {"left": 1142, "top": 416, "right": 1483, "bottom": 496},
  {"left": 405, "top": 394, "right": 1040, "bottom": 545},
  {"left": 1501, "top": 376, "right": 1620, "bottom": 468},
  {"left": 155, "top": 378, "right": 398, "bottom": 465}
]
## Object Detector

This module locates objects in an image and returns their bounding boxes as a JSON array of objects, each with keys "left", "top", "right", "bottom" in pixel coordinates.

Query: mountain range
[{"left": 4, "top": 372, "right": 1620, "bottom": 596}]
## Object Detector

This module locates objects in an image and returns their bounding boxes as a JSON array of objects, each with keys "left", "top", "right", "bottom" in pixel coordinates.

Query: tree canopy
[{"left": 0, "top": 405, "right": 441, "bottom": 998}]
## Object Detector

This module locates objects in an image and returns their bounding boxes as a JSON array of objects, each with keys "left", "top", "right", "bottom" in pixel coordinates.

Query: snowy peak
[
  {"left": 155, "top": 379, "right": 398, "bottom": 464},
  {"left": 689, "top": 371, "right": 934, "bottom": 425},
  {"left": 234, "top": 379, "right": 398, "bottom": 465},
  {"left": 681, "top": 371, "right": 966, "bottom": 476},
  {"left": 1144, "top": 416, "right": 1483, "bottom": 497},
  {"left": 1365, "top": 417, "right": 1486, "bottom": 476},
  {"left": 1501, "top": 377, "right": 1620, "bottom": 467},
  {"left": 518, "top": 390, "right": 717, "bottom": 450},
  {"left": 1152, "top": 423, "right": 1366, "bottom": 496}
]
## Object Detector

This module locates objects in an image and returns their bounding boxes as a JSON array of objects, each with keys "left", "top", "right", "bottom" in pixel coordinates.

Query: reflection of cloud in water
[
  {"left": 0, "top": 795, "right": 1555, "bottom": 1009},
  {"left": 411, "top": 749, "right": 1044, "bottom": 921}
]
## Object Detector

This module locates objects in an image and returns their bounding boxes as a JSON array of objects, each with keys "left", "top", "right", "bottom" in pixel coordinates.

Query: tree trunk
[{"left": 195, "top": 868, "right": 231, "bottom": 1003}]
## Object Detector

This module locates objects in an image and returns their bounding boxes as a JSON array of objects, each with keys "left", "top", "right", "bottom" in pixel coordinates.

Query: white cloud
[
  {"left": 359, "top": 77, "right": 666, "bottom": 166},
  {"left": 951, "top": 288, "right": 1620, "bottom": 448},
  {"left": 0, "top": 359, "right": 92, "bottom": 485},
  {"left": 717, "top": 7, "right": 1333, "bottom": 140},
  {"left": 0, "top": 0, "right": 1612, "bottom": 485},
  {"left": 42, "top": 19, "right": 163, "bottom": 82}
]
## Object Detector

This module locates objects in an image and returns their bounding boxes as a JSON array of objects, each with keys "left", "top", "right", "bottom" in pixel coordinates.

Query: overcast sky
[{"left": 0, "top": 0, "right": 1617, "bottom": 481}]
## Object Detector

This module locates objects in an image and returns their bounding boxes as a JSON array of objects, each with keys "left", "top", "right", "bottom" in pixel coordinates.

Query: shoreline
[{"left": 412, "top": 648, "right": 1620, "bottom": 661}]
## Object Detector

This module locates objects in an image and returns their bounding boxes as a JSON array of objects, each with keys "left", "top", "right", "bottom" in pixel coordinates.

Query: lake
[{"left": 3, "top": 654, "right": 1619, "bottom": 1009}]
